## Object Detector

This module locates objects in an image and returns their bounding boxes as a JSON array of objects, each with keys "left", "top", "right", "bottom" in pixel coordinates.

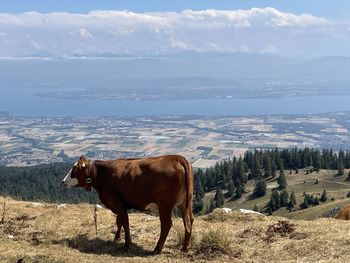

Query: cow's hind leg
[
  {"left": 115, "top": 208, "right": 131, "bottom": 249},
  {"left": 153, "top": 205, "right": 173, "bottom": 254},
  {"left": 114, "top": 215, "right": 123, "bottom": 242},
  {"left": 122, "top": 212, "right": 131, "bottom": 249},
  {"left": 178, "top": 202, "right": 194, "bottom": 252}
]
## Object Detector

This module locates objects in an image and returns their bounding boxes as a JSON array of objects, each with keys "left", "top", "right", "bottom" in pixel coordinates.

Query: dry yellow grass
[{"left": 1, "top": 197, "right": 350, "bottom": 263}]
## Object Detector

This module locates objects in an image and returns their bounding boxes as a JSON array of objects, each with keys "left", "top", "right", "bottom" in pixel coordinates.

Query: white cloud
[
  {"left": 70, "top": 28, "right": 94, "bottom": 39},
  {"left": 0, "top": 8, "right": 348, "bottom": 57}
]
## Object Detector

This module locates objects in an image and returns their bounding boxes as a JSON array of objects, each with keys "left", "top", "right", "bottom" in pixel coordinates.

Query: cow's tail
[{"left": 179, "top": 156, "right": 193, "bottom": 211}]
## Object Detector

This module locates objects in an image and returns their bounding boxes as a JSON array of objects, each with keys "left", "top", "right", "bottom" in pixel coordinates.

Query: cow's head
[{"left": 62, "top": 156, "right": 90, "bottom": 188}]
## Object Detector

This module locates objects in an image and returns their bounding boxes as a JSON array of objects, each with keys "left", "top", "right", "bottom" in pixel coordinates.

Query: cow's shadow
[{"left": 53, "top": 235, "right": 153, "bottom": 257}]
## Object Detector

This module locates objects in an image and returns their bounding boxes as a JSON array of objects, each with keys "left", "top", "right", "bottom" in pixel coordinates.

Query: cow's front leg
[
  {"left": 118, "top": 208, "right": 131, "bottom": 249},
  {"left": 114, "top": 215, "right": 123, "bottom": 242},
  {"left": 153, "top": 206, "right": 173, "bottom": 254}
]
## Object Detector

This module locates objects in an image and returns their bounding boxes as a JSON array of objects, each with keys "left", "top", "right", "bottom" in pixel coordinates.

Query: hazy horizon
[{"left": 1, "top": 2, "right": 349, "bottom": 117}]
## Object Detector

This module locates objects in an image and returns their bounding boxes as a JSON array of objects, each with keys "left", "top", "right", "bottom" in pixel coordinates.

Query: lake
[{"left": 1, "top": 87, "right": 350, "bottom": 117}]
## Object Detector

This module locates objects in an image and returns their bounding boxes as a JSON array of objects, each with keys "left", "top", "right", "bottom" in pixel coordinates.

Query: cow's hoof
[
  {"left": 114, "top": 237, "right": 121, "bottom": 242},
  {"left": 181, "top": 247, "right": 189, "bottom": 253},
  {"left": 152, "top": 247, "right": 162, "bottom": 255}
]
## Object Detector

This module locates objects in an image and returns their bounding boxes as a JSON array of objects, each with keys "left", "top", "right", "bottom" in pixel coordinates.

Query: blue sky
[{"left": 1, "top": 0, "right": 349, "bottom": 20}]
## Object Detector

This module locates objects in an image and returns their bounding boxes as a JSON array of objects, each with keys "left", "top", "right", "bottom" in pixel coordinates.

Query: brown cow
[
  {"left": 62, "top": 155, "right": 194, "bottom": 254},
  {"left": 335, "top": 204, "right": 350, "bottom": 220}
]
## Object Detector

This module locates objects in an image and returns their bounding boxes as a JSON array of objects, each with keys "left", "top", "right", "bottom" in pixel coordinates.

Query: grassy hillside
[
  {"left": 1, "top": 197, "right": 350, "bottom": 262},
  {"left": 206, "top": 169, "right": 350, "bottom": 220}
]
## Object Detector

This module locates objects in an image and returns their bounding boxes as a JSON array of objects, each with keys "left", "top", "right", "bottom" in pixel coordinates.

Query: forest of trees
[
  {"left": 193, "top": 147, "right": 350, "bottom": 213},
  {"left": 0, "top": 163, "right": 99, "bottom": 204},
  {"left": 0, "top": 147, "right": 348, "bottom": 212}
]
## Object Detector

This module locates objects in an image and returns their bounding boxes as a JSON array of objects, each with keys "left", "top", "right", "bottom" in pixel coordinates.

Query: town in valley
[{"left": 1, "top": 111, "right": 350, "bottom": 167}]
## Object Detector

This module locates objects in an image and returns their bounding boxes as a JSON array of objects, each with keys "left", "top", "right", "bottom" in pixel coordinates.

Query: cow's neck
[
  {"left": 89, "top": 160, "right": 104, "bottom": 193},
  {"left": 89, "top": 161, "right": 116, "bottom": 211}
]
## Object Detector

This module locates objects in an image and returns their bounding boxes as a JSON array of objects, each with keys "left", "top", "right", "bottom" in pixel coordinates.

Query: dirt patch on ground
[{"left": 265, "top": 220, "right": 296, "bottom": 242}]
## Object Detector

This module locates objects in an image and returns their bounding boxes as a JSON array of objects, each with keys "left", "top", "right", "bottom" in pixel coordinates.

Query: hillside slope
[
  {"left": 210, "top": 169, "right": 350, "bottom": 220},
  {"left": 1, "top": 197, "right": 350, "bottom": 262}
]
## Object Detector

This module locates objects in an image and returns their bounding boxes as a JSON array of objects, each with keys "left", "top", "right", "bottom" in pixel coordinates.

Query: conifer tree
[
  {"left": 265, "top": 157, "right": 273, "bottom": 178},
  {"left": 313, "top": 150, "right": 321, "bottom": 172},
  {"left": 347, "top": 170, "right": 350, "bottom": 181},
  {"left": 271, "top": 160, "right": 277, "bottom": 178},
  {"left": 196, "top": 169, "right": 206, "bottom": 195},
  {"left": 345, "top": 152, "right": 350, "bottom": 169},
  {"left": 280, "top": 189, "right": 289, "bottom": 207},
  {"left": 267, "top": 206, "right": 273, "bottom": 215},
  {"left": 253, "top": 179, "right": 267, "bottom": 197},
  {"left": 235, "top": 184, "right": 244, "bottom": 199},
  {"left": 227, "top": 178, "right": 235, "bottom": 198},
  {"left": 205, "top": 169, "right": 215, "bottom": 191},
  {"left": 244, "top": 151, "right": 254, "bottom": 169},
  {"left": 195, "top": 172, "right": 205, "bottom": 198},
  {"left": 193, "top": 194, "right": 204, "bottom": 214},
  {"left": 198, "top": 179, "right": 205, "bottom": 198},
  {"left": 300, "top": 196, "right": 309, "bottom": 209},
  {"left": 252, "top": 153, "right": 262, "bottom": 178},
  {"left": 269, "top": 195, "right": 277, "bottom": 212},
  {"left": 214, "top": 187, "right": 225, "bottom": 208},
  {"left": 278, "top": 160, "right": 284, "bottom": 172},
  {"left": 290, "top": 191, "right": 296, "bottom": 205},
  {"left": 288, "top": 192, "right": 296, "bottom": 209},
  {"left": 237, "top": 160, "right": 247, "bottom": 183},
  {"left": 287, "top": 199, "right": 295, "bottom": 211},
  {"left": 269, "top": 190, "right": 281, "bottom": 211},
  {"left": 337, "top": 159, "right": 345, "bottom": 176},
  {"left": 277, "top": 170, "right": 287, "bottom": 190},
  {"left": 320, "top": 189, "right": 328, "bottom": 202}
]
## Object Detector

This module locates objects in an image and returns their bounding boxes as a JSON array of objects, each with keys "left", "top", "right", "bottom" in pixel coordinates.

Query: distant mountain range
[
  {"left": 0, "top": 52, "right": 349, "bottom": 101},
  {"left": 1, "top": 52, "right": 349, "bottom": 79}
]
